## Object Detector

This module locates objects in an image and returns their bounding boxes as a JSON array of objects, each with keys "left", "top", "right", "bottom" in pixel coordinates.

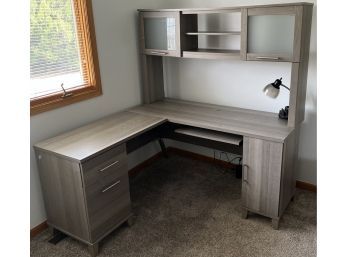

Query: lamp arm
[{"left": 280, "top": 84, "right": 290, "bottom": 91}]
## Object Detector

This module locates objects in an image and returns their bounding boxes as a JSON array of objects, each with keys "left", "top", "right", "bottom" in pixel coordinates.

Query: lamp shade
[{"left": 263, "top": 83, "right": 280, "bottom": 98}]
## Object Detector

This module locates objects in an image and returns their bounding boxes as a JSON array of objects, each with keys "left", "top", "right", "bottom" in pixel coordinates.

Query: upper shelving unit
[
  {"left": 138, "top": 3, "right": 312, "bottom": 62},
  {"left": 138, "top": 3, "right": 314, "bottom": 126}
]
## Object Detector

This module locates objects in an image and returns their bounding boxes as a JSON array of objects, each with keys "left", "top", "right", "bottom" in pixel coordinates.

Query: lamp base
[{"left": 278, "top": 106, "right": 289, "bottom": 120}]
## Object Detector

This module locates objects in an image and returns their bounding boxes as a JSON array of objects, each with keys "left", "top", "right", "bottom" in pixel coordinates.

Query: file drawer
[
  {"left": 85, "top": 173, "right": 131, "bottom": 242},
  {"left": 85, "top": 172, "right": 129, "bottom": 215}
]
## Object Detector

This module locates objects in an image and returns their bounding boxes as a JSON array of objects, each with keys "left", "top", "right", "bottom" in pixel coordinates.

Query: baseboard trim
[
  {"left": 30, "top": 221, "right": 48, "bottom": 239},
  {"left": 296, "top": 180, "right": 317, "bottom": 192}
]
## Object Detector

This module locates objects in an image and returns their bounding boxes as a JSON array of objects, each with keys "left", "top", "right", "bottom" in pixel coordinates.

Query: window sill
[{"left": 30, "top": 85, "right": 102, "bottom": 116}]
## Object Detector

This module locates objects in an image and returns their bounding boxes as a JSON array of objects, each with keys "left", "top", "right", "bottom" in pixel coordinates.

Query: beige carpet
[{"left": 31, "top": 153, "right": 317, "bottom": 257}]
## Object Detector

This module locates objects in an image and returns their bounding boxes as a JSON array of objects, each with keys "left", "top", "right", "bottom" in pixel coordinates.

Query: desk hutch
[{"left": 34, "top": 2, "right": 313, "bottom": 256}]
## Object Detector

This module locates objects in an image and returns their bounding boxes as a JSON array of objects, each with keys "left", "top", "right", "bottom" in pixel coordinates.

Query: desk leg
[
  {"left": 272, "top": 218, "right": 280, "bottom": 230},
  {"left": 241, "top": 207, "right": 248, "bottom": 219},
  {"left": 88, "top": 243, "right": 99, "bottom": 257},
  {"left": 158, "top": 138, "right": 168, "bottom": 157},
  {"left": 127, "top": 214, "right": 136, "bottom": 227}
]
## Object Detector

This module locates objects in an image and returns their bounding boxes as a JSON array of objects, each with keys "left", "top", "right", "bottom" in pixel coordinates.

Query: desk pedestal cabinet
[
  {"left": 242, "top": 134, "right": 295, "bottom": 229},
  {"left": 35, "top": 144, "right": 133, "bottom": 256}
]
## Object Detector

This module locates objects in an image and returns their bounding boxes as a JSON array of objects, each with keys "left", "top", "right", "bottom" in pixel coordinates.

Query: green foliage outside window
[{"left": 30, "top": 0, "right": 81, "bottom": 78}]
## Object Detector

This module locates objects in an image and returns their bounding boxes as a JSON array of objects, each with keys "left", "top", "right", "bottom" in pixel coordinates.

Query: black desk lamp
[{"left": 263, "top": 77, "right": 290, "bottom": 120}]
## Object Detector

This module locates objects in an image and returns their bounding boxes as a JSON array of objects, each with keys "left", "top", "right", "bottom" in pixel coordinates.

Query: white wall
[
  {"left": 30, "top": 0, "right": 178, "bottom": 229},
  {"left": 163, "top": 0, "right": 317, "bottom": 184},
  {"left": 31, "top": 0, "right": 317, "bottom": 228},
  {"left": 164, "top": 59, "right": 292, "bottom": 113}
]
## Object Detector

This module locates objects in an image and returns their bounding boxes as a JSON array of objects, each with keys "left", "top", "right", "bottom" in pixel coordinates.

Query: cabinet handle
[
  {"left": 102, "top": 180, "right": 121, "bottom": 193},
  {"left": 243, "top": 164, "right": 249, "bottom": 182},
  {"left": 256, "top": 56, "right": 280, "bottom": 60},
  {"left": 151, "top": 51, "right": 168, "bottom": 55},
  {"left": 98, "top": 160, "right": 119, "bottom": 172}
]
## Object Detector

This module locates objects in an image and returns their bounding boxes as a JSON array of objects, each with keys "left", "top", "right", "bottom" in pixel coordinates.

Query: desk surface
[
  {"left": 35, "top": 98, "right": 293, "bottom": 161},
  {"left": 128, "top": 98, "right": 293, "bottom": 143},
  {"left": 34, "top": 112, "right": 166, "bottom": 161}
]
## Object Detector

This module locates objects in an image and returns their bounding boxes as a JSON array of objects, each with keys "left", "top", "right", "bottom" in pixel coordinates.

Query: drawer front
[
  {"left": 82, "top": 144, "right": 127, "bottom": 188},
  {"left": 86, "top": 173, "right": 131, "bottom": 242}
]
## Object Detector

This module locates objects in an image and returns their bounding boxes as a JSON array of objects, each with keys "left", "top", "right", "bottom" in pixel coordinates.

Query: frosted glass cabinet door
[
  {"left": 245, "top": 6, "right": 302, "bottom": 62},
  {"left": 140, "top": 12, "right": 180, "bottom": 57}
]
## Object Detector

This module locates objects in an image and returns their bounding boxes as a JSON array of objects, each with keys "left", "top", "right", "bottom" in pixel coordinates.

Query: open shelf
[
  {"left": 183, "top": 49, "right": 240, "bottom": 59},
  {"left": 186, "top": 31, "right": 241, "bottom": 36},
  {"left": 180, "top": 11, "right": 242, "bottom": 60}
]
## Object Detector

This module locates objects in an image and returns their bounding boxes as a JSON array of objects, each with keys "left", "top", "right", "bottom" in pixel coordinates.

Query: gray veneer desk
[
  {"left": 35, "top": 2, "right": 313, "bottom": 255},
  {"left": 35, "top": 98, "right": 295, "bottom": 256}
]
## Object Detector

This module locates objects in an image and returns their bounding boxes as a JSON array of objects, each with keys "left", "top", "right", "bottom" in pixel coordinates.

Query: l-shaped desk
[
  {"left": 35, "top": 98, "right": 296, "bottom": 256},
  {"left": 34, "top": 1, "right": 313, "bottom": 255}
]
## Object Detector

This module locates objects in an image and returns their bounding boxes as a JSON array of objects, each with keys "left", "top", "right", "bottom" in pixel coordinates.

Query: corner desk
[
  {"left": 35, "top": 98, "right": 296, "bottom": 256},
  {"left": 35, "top": 2, "right": 313, "bottom": 255}
]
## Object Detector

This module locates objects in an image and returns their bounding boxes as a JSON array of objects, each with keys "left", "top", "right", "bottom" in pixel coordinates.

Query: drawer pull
[
  {"left": 256, "top": 56, "right": 280, "bottom": 60},
  {"left": 102, "top": 180, "right": 121, "bottom": 193},
  {"left": 243, "top": 164, "right": 249, "bottom": 183},
  {"left": 151, "top": 51, "right": 168, "bottom": 55},
  {"left": 98, "top": 160, "right": 119, "bottom": 172}
]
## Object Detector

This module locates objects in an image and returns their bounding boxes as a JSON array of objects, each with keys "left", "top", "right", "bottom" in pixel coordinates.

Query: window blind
[{"left": 30, "top": 0, "right": 86, "bottom": 97}]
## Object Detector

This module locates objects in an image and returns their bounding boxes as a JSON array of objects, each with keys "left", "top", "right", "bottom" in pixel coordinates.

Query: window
[{"left": 30, "top": 0, "right": 101, "bottom": 115}]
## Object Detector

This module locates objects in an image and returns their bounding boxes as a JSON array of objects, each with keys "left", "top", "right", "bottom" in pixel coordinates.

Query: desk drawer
[
  {"left": 82, "top": 144, "right": 127, "bottom": 188},
  {"left": 85, "top": 173, "right": 131, "bottom": 242}
]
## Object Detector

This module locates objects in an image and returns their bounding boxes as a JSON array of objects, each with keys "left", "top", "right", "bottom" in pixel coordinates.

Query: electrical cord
[{"left": 213, "top": 150, "right": 242, "bottom": 174}]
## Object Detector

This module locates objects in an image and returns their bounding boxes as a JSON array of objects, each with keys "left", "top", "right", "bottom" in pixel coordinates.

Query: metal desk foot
[{"left": 47, "top": 229, "right": 67, "bottom": 245}]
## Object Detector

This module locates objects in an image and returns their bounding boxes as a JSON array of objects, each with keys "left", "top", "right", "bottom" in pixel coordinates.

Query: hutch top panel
[{"left": 138, "top": 2, "right": 313, "bottom": 12}]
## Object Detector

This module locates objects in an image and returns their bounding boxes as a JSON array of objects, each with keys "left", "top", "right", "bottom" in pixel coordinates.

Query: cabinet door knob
[{"left": 243, "top": 164, "right": 249, "bottom": 182}]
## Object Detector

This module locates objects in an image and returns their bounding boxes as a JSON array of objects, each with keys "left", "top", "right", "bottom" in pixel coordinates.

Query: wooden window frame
[{"left": 30, "top": 0, "right": 102, "bottom": 115}]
